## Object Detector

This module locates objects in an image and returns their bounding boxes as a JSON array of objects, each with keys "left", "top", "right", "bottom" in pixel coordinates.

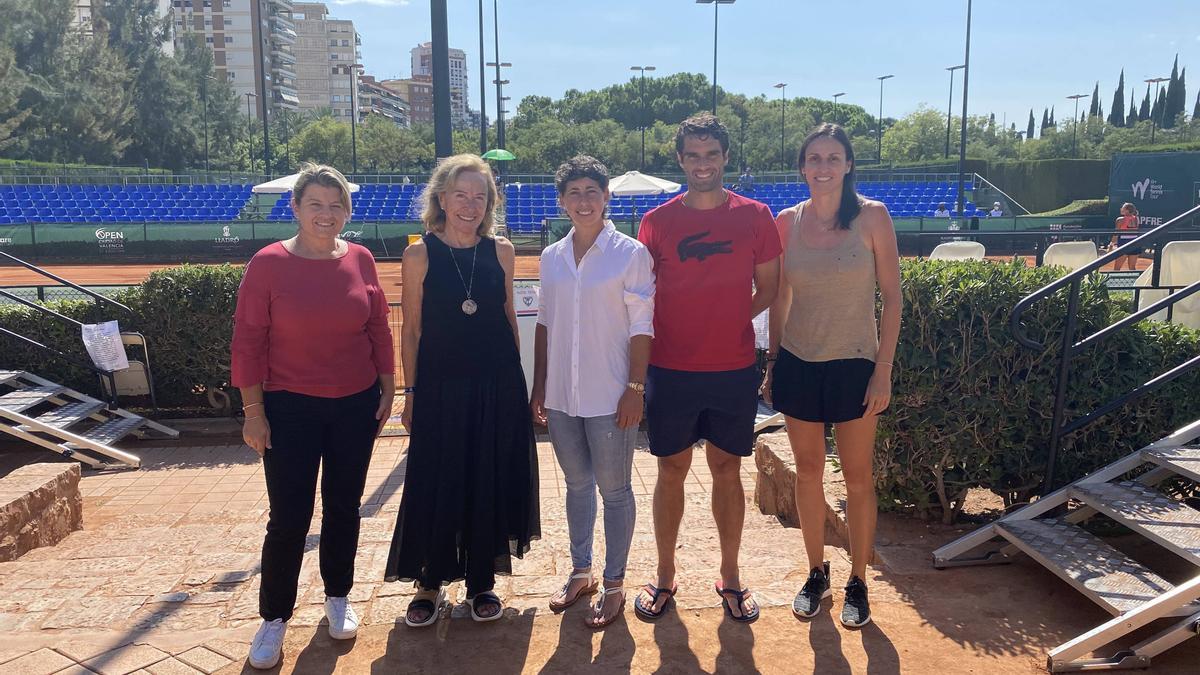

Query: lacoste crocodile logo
[{"left": 677, "top": 231, "right": 733, "bottom": 262}]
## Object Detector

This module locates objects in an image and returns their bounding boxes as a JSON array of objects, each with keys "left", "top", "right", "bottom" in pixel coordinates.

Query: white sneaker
[
  {"left": 324, "top": 596, "right": 359, "bottom": 640},
  {"left": 249, "top": 618, "right": 287, "bottom": 669}
]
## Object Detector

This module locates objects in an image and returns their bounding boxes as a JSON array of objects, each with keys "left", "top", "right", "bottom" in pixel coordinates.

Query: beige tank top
[{"left": 780, "top": 202, "right": 879, "bottom": 362}]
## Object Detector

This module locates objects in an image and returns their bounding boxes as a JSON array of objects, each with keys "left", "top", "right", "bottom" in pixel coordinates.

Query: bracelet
[
  {"left": 764, "top": 353, "right": 778, "bottom": 362},
  {"left": 244, "top": 415, "right": 263, "bottom": 421},
  {"left": 401, "top": 387, "right": 415, "bottom": 394},
  {"left": 243, "top": 402, "right": 263, "bottom": 410}
]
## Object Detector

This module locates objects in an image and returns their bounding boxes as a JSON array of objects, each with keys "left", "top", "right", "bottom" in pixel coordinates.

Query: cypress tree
[
  {"left": 1089, "top": 81, "right": 1100, "bottom": 117},
  {"left": 1193, "top": 90, "right": 1200, "bottom": 120},
  {"left": 1139, "top": 87, "right": 1151, "bottom": 121},
  {"left": 1163, "top": 56, "right": 1180, "bottom": 128},
  {"left": 1109, "top": 70, "right": 1126, "bottom": 127},
  {"left": 1040, "top": 107, "right": 1049, "bottom": 133},
  {"left": 1027, "top": 109, "right": 1036, "bottom": 139},
  {"left": 1049, "top": 106, "right": 1056, "bottom": 127}
]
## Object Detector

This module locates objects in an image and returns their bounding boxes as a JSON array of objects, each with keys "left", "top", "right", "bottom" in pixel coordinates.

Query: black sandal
[
  {"left": 633, "top": 583, "right": 677, "bottom": 621},
  {"left": 467, "top": 591, "right": 503, "bottom": 622},
  {"left": 715, "top": 582, "right": 760, "bottom": 623}
]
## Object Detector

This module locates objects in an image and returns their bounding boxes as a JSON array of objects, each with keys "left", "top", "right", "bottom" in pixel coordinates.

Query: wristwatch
[{"left": 626, "top": 381, "right": 645, "bottom": 394}]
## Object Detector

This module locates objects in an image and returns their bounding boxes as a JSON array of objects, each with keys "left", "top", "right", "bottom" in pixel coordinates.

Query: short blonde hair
[
  {"left": 420, "top": 154, "right": 497, "bottom": 237},
  {"left": 291, "top": 163, "right": 353, "bottom": 213}
]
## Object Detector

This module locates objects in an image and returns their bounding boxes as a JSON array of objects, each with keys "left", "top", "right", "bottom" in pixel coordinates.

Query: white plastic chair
[
  {"left": 1043, "top": 241, "right": 1098, "bottom": 271},
  {"left": 1135, "top": 264, "right": 1168, "bottom": 322},
  {"left": 1160, "top": 241, "right": 1200, "bottom": 329},
  {"left": 929, "top": 241, "right": 986, "bottom": 261}
]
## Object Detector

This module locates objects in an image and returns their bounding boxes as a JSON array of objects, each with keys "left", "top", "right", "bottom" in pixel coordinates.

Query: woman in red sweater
[{"left": 231, "top": 164, "right": 395, "bottom": 669}]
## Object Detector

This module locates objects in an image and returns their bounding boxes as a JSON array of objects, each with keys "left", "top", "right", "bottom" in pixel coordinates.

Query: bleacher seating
[
  {"left": 266, "top": 183, "right": 423, "bottom": 223},
  {"left": 739, "top": 180, "right": 983, "bottom": 220},
  {"left": 0, "top": 184, "right": 251, "bottom": 224},
  {"left": 0, "top": 179, "right": 982, "bottom": 231}
]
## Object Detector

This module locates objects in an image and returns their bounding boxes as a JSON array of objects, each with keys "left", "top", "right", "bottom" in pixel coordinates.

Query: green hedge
[
  {"left": 0, "top": 265, "right": 243, "bottom": 408},
  {"left": 982, "top": 159, "right": 1110, "bottom": 213},
  {"left": 877, "top": 260, "right": 1200, "bottom": 522}
]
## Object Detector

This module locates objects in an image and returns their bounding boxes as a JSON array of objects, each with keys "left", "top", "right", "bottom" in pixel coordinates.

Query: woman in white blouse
[{"left": 530, "top": 155, "right": 655, "bottom": 629}]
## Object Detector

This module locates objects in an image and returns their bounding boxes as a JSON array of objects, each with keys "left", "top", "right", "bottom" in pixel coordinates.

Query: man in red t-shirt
[{"left": 632, "top": 113, "right": 781, "bottom": 624}]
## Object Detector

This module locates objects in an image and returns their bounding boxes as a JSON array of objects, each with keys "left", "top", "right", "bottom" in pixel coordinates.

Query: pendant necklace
[{"left": 447, "top": 238, "right": 479, "bottom": 315}]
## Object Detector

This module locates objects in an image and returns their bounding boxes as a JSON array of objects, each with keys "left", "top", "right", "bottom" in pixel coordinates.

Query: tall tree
[
  {"left": 1089, "top": 81, "right": 1100, "bottom": 117},
  {"left": 1162, "top": 56, "right": 1181, "bottom": 127},
  {"left": 1169, "top": 68, "right": 1187, "bottom": 127},
  {"left": 1126, "top": 90, "right": 1138, "bottom": 127},
  {"left": 1027, "top": 109, "right": 1036, "bottom": 140},
  {"left": 1049, "top": 106, "right": 1056, "bottom": 127},
  {"left": 1040, "top": 107, "right": 1049, "bottom": 133},
  {"left": 1194, "top": 90, "right": 1200, "bottom": 120},
  {"left": 1152, "top": 87, "right": 1167, "bottom": 127},
  {"left": 1139, "top": 87, "right": 1151, "bottom": 121},
  {"left": 1109, "top": 69, "right": 1126, "bottom": 127}
]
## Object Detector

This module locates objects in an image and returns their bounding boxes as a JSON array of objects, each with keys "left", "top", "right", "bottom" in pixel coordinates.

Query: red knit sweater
[{"left": 231, "top": 241, "right": 394, "bottom": 398}]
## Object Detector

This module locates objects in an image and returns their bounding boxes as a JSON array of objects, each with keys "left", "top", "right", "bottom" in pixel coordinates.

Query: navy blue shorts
[
  {"left": 770, "top": 349, "right": 881, "bottom": 424},
  {"left": 645, "top": 364, "right": 760, "bottom": 457}
]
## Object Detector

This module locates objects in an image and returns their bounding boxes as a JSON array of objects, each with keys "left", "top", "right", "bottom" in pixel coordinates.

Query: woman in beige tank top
[{"left": 762, "top": 124, "right": 901, "bottom": 628}]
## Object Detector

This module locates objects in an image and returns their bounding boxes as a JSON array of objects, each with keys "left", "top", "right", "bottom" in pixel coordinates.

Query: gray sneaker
[
  {"left": 791, "top": 561, "right": 831, "bottom": 619},
  {"left": 841, "top": 576, "right": 872, "bottom": 628}
]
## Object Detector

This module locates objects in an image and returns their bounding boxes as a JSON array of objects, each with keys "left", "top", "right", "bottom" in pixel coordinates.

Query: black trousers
[{"left": 259, "top": 382, "right": 380, "bottom": 621}]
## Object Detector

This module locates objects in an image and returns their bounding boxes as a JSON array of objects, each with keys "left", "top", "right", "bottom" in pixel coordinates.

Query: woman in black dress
[{"left": 385, "top": 154, "right": 539, "bottom": 625}]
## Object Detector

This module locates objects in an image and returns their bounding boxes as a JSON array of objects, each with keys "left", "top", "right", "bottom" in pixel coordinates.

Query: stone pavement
[
  {"left": 0, "top": 437, "right": 795, "bottom": 674},
  {"left": 1, "top": 436, "right": 1198, "bottom": 674}
]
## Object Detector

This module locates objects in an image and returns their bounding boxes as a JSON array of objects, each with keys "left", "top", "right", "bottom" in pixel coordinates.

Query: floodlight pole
[{"left": 956, "top": 0, "right": 972, "bottom": 217}]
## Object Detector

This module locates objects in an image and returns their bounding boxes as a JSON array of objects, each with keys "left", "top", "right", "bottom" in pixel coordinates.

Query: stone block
[
  {"left": 0, "top": 463, "right": 83, "bottom": 562},
  {"left": 753, "top": 435, "right": 880, "bottom": 564}
]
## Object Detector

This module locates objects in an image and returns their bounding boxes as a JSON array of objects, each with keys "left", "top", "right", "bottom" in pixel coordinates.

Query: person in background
[
  {"left": 988, "top": 201, "right": 1004, "bottom": 217},
  {"left": 1110, "top": 202, "right": 1141, "bottom": 271},
  {"left": 933, "top": 203, "right": 951, "bottom": 218}
]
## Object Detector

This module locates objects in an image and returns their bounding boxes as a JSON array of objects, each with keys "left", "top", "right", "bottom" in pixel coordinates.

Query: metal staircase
[
  {"left": 0, "top": 251, "right": 178, "bottom": 468},
  {"left": 933, "top": 204, "right": 1200, "bottom": 671},
  {"left": 0, "top": 370, "right": 176, "bottom": 468}
]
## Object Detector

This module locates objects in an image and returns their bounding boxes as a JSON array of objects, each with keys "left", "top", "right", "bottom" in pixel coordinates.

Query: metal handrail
[
  {"left": 1011, "top": 204, "right": 1200, "bottom": 350},
  {"left": 0, "top": 250, "right": 132, "bottom": 314},
  {"left": 1007, "top": 203, "right": 1200, "bottom": 495},
  {"left": 972, "top": 172, "right": 1031, "bottom": 215}
]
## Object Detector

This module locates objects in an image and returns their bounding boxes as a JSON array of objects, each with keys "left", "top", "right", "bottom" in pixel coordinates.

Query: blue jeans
[{"left": 546, "top": 410, "right": 637, "bottom": 582}]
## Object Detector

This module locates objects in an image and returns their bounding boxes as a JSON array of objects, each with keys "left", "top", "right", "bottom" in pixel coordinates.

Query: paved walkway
[{"left": 0, "top": 437, "right": 1198, "bottom": 674}]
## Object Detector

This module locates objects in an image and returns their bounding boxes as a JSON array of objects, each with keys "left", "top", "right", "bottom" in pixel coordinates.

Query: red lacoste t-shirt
[{"left": 637, "top": 191, "right": 781, "bottom": 371}]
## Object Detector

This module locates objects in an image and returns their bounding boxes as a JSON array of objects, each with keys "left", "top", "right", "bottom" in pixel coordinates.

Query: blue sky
[{"left": 330, "top": 0, "right": 1200, "bottom": 127}]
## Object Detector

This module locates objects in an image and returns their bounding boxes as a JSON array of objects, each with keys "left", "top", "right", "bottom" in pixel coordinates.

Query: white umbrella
[
  {"left": 607, "top": 171, "right": 681, "bottom": 196},
  {"left": 252, "top": 172, "right": 361, "bottom": 194}
]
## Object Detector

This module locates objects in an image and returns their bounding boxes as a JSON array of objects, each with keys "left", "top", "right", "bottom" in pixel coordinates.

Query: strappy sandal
[
  {"left": 467, "top": 591, "right": 504, "bottom": 623},
  {"left": 715, "top": 582, "right": 760, "bottom": 624},
  {"left": 633, "top": 582, "right": 677, "bottom": 621},
  {"left": 549, "top": 571, "right": 598, "bottom": 612},
  {"left": 404, "top": 587, "right": 445, "bottom": 628},
  {"left": 586, "top": 585, "right": 626, "bottom": 630}
]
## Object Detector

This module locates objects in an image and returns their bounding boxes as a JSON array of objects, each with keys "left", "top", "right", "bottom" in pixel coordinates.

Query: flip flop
[
  {"left": 586, "top": 586, "right": 626, "bottom": 630},
  {"left": 715, "top": 582, "right": 760, "bottom": 623},
  {"left": 467, "top": 591, "right": 504, "bottom": 623},
  {"left": 633, "top": 582, "right": 677, "bottom": 621},
  {"left": 549, "top": 571, "right": 598, "bottom": 612},
  {"left": 404, "top": 588, "right": 445, "bottom": 628}
]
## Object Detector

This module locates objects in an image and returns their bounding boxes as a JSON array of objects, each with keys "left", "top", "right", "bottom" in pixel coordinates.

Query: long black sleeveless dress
[{"left": 384, "top": 233, "right": 539, "bottom": 593}]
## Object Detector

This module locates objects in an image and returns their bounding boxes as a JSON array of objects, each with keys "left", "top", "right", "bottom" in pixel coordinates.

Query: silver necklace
[{"left": 446, "top": 238, "right": 479, "bottom": 315}]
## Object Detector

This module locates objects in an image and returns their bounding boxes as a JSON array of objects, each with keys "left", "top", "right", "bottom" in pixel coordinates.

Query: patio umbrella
[
  {"left": 481, "top": 148, "right": 516, "bottom": 161},
  {"left": 607, "top": 171, "right": 681, "bottom": 196},
  {"left": 252, "top": 172, "right": 361, "bottom": 194}
]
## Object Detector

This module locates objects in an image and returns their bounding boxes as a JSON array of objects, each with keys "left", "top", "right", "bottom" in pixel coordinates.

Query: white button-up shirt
[{"left": 537, "top": 221, "right": 655, "bottom": 417}]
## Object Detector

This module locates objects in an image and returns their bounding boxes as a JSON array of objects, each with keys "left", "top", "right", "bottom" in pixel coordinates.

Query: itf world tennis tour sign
[{"left": 1108, "top": 151, "right": 1200, "bottom": 227}]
